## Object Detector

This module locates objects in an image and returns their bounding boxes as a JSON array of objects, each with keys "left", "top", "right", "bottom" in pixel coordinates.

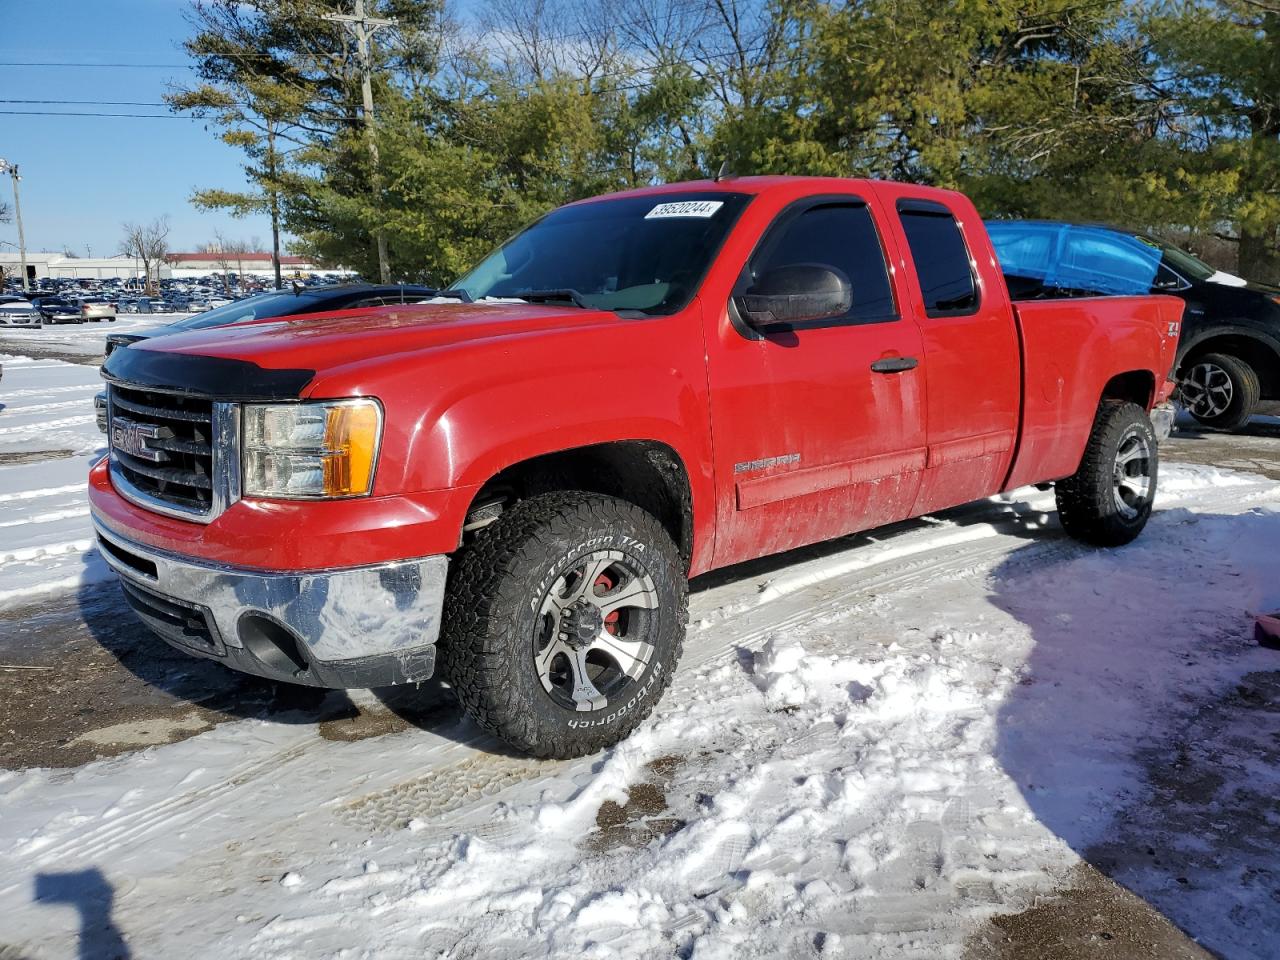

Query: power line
[
  {"left": 0, "top": 110, "right": 197, "bottom": 119},
  {"left": 0, "top": 99, "right": 174, "bottom": 107},
  {"left": 0, "top": 61, "right": 193, "bottom": 69}
]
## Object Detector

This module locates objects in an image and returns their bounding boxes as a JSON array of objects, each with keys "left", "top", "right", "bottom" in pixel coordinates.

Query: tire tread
[
  {"left": 439, "top": 491, "right": 687, "bottom": 759},
  {"left": 1056, "top": 401, "right": 1157, "bottom": 547}
]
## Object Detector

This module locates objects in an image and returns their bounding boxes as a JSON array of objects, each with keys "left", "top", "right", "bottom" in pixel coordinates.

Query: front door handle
[{"left": 870, "top": 356, "right": 919, "bottom": 374}]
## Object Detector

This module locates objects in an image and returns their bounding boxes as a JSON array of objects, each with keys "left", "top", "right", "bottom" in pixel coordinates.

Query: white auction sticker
[{"left": 644, "top": 200, "right": 724, "bottom": 219}]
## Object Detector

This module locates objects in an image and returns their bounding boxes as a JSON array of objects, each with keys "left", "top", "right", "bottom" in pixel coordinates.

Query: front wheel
[
  {"left": 439, "top": 492, "right": 687, "bottom": 758},
  {"left": 1056, "top": 401, "right": 1158, "bottom": 547},
  {"left": 1179, "top": 352, "right": 1259, "bottom": 430}
]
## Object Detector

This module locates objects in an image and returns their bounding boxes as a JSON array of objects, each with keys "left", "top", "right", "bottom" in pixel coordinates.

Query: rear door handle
[{"left": 870, "top": 356, "right": 919, "bottom": 374}]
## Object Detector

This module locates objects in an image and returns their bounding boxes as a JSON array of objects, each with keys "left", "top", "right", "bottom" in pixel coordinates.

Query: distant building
[
  {"left": 0, "top": 250, "right": 351, "bottom": 286},
  {"left": 165, "top": 252, "right": 346, "bottom": 278},
  {"left": 0, "top": 252, "right": 160, "bottom": 282}
]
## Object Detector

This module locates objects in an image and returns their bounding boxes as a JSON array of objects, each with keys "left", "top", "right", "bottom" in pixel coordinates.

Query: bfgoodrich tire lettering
[
  {"left": 439, "top": 492, "right": 687, "bottom": 758},
  {"left": 1056, "top": 401, "right": 1158, "bottom": 547}
]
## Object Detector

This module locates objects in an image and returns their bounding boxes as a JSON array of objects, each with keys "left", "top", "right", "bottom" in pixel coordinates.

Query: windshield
[
  {"left": 1150, "top": 238, "right": 1215, "bottom": 281},
  {"left": 449, "top": 191, "right": 752, "bottom": 315},
  {"left": 164, "top": 291, "right": 321, "bottom": 331}
]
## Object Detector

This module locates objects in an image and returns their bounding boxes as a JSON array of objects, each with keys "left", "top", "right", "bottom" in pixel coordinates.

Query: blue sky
[{"left": 0, "top": 0, "right": 277, "bottom": 256}]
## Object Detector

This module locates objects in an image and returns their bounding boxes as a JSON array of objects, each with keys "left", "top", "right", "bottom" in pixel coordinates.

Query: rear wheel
[
  {"left": 1179, "top": 352, "right": 1259, "bottom": 430},
  {"left": 440, "top": 492, "right": 687, "bottom": 758},
  {"left": 1056, "top": 401, "right": 1158, "bottom": 547}
]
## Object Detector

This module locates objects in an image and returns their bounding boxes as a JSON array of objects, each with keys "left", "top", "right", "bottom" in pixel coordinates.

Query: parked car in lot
[
  {"left": 0, "top": 297, "right": 41, "bottom": 327},
  {"left": 91, "top": 176, "right": 1181, "bottom": 758},
  {"left": 80, "top": 297, "right": 118, "bottom": 322},
  {"left": 987, "top": 220, "right": 1280, "bottom": 430},
  {"left": 101, "top": 283, "right": 439, "bottom": 359},
  {"left": 96, "top": 284, "right": 439, "bottom": 430},
  {"left": 28, "top": 296, "right": 83, "bottom": 324}
]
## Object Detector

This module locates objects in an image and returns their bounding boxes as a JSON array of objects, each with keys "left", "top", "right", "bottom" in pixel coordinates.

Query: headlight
[{"left": 242, "top": 398, "right": 382, "bottom": 499}]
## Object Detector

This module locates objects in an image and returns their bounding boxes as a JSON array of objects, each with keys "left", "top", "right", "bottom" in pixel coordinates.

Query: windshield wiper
[
  {"left": 515, "top": 288, "right": 594, "bottom": 309},
  {"left": 435, "top": 288, "right": 474, "bottom": 303}
]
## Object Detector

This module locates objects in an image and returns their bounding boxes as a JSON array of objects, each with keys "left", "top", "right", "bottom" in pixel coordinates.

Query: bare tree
[
  {"left": 0, "top": 199, "right": 10, "bottom": 224},
  {"left": 205, "top": 232, "right": 236, "bottom": 294},
  {"left": 120, "top": 216, "right": 172, "bottom": 296}
]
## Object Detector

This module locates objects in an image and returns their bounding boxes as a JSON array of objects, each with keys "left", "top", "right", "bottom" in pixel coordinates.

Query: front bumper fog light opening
[{"left": 238, "top": 613, "right": 309, "bottom": 676}]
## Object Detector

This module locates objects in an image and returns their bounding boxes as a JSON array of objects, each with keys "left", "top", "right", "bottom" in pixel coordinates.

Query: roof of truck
[{"left": 572, "top": 174, "right": 964, "bottom": 206}]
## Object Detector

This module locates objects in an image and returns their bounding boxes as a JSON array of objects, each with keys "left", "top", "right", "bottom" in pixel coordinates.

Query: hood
[
  {"left": 1206, "top": 269, "right": 1248, "bottom": 288},
  {"left": 109, "top": 301, "right": 625, "bottom": 398}
]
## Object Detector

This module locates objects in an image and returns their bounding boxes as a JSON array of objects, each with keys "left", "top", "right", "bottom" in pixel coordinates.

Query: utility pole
[
  {"left": 324, "top": 0, "right": 396, "bottom": 283},
  {"left": 0, "top": 160, "right": 29, "bottom": 293},
  {"left": 267, "top": 119, "right": 283, "bottom": 290}
]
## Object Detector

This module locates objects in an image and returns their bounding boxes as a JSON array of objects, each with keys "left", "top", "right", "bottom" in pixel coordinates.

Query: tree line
[{"left": 171, "top": 0, "right": 1280, "bottom": 286}]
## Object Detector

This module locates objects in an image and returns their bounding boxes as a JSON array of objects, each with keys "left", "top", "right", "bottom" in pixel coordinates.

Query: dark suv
[{"left": 987, "top": 220, "right": 1280, "bottom": 430}]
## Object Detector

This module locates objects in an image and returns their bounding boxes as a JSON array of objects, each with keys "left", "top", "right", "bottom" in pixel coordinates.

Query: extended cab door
[
  {"left": 705, "top": 195, "right": 928, "bottom": 568},
  {"left": 882, "top": 194, "right": 1021, "bottom": 515}
]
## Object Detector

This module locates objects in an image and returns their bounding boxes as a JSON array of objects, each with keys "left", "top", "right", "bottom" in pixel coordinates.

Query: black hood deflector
[{"left": 102, "top": 346, "right": 314, "bottom": 401}]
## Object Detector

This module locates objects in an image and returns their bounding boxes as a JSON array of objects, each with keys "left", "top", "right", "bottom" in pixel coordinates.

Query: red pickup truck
[{"left": 89, "top": 176, "right": 1181, "bottom": 757}]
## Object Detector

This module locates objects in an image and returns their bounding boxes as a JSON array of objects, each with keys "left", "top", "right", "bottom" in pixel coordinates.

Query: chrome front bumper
[{"left": 93, "top": 516, "right": 448, "bottom": 688}]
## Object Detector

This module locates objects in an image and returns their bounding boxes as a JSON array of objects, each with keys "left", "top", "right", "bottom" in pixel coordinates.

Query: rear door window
[{"left": 898, "top": 204, "right": 979, "bottom": 316}]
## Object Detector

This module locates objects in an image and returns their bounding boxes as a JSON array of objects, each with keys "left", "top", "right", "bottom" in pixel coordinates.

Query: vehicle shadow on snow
[
  {"left": 691, "top": 494, "right": 1050, "bottom": 593},
  {"left": 73, "top": 577, "right": 504, "bottom": 753},
  {"left": 74, "top": 579, "right": 362, "bottom": 727},
  {"left": 987, "top": 505, "right": 1280, "bottom": 958}
]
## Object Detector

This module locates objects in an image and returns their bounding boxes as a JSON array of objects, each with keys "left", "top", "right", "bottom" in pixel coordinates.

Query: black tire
[
  {"left": 439, "top": 492, "right": 687, "bottom": 758},
  {"left": 1056, "top": 401, "right": 1158, "bottom": 547},
  {"left": 1180, "top": 352, "right": 1259, "bottom": 431}
]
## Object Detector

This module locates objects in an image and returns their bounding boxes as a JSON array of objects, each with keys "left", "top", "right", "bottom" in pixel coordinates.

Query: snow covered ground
[
  {"left": 0, "top": 318, "right": 181, "bottom": 606},
  {"left": 2, "top": 333, "right": 1280, "bottom": 958},
  {"left": 0, "top": 314, "right": 182, "bottom": 363},
  {"left": 0, "top": 354, "right": 116, "bottom": 609}
]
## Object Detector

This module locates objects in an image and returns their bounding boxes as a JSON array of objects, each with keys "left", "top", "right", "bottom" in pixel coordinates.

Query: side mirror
[{"left": 736, "top": 264, "right": 852, "bottom": 329}]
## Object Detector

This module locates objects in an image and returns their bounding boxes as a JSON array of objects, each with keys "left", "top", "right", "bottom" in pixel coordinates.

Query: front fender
[
  {"left": 304, "top": 309, "right": 717, "bottom": 559},
  {"left": 1175, "top": 323, "right": 1280, "bottom": 370}
]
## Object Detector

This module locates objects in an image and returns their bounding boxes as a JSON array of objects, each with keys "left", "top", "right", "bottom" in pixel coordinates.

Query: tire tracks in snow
[
  {"left": 0, "top": 383, "right": 101, "bottom": 401},
  {"left": 6, "top": 738, "right": 319, "bottom": 881},
  {"left": 0, "top": 414, "right": 96, "bottom": 436},
  {"left": 8, "top": 473, "right": 1276, "bottom": 882},
  {"left": 0, "top": 483, "right": 84, "bottom": 504},
  {"left": 0, "top": 398, "right": 98, "bottom": 417}
]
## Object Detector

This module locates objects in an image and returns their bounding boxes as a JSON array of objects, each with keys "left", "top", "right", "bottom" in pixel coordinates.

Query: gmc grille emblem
[{"left": 111, "top": 418, "right": 167, "bottom": 463}]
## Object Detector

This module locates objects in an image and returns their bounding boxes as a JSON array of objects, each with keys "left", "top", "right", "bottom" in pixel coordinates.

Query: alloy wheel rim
[
  {"left": 534, "top": 550, "right": 659, "bottom": 712},
  {"left": 1181, "top": 362, "right": 1234, "bottom": 418},
  {"left": 1112, "top": 428, "right": 1154, "bottom": 520}
]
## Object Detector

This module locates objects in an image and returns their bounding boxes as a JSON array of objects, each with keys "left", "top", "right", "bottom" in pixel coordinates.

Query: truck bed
[{"left": 1004, "top": 296, "right": 1183, "bottom": 491}]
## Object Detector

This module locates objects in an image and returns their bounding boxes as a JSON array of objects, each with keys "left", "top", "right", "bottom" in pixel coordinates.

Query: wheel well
[
  {"left": 1181, "top": 335, "right": 1280, "bottom": 399},
  {"left": 1100, "top": 370, "right": 1155, "bottom": 408},
  {"left": 465, "top": 442, "right": 694, "bottom": 569}
]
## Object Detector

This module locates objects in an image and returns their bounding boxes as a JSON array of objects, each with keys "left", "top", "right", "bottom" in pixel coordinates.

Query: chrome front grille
[{"left": 107, "top": 383, "right": 240, "bottom": 522}]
